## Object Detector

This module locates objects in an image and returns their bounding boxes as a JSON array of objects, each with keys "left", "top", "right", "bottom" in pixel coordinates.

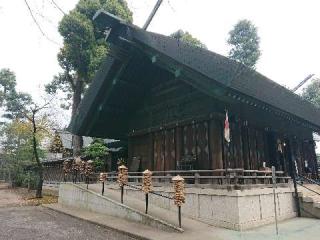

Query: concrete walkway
[{"left": 46, "top": 203, "right": 320, "bottom": 240}]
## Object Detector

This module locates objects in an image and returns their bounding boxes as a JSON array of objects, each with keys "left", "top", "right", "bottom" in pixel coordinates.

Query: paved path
[
  {"left": 0, "top": 206, "right": 138, "bottom": 240},
  {"left": 48, "top": 202, "right": 320, "bottom": 240},
  {"left": 0, "top": 182, "right": 137, "bottom": 240}
]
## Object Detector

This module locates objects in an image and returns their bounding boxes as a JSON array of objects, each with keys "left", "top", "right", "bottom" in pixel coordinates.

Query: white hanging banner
[{"left": 224, "top": 111, "right": 230, "bottom": 143}]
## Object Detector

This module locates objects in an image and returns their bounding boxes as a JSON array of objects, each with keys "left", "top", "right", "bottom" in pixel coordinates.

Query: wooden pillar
[
  {"left": 148, "top": 133, "right": 154, "bottom": 170},
  {"left": 242, "top": 123, "right": 250, "bottom": 170},
  {"left": 175, "top": 127, "right": 182, "bottom": 170},
  {"left": 128, "top": 137, "right": 133, "bottom": 169},
  {"left": 209, "top": 119, "right": 223, "bottom": 170},
  {"left": 232, "top": 121, "right": 243, "bottom": 168}
]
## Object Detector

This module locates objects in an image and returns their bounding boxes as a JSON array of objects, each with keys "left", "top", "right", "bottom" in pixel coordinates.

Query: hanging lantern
[{"left": 142, "top": 169, "right": 152, "bottom": 194}]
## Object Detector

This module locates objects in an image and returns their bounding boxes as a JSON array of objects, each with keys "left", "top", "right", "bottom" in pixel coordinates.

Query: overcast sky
[{"left": 0, "top": 0, "right": 319, "bottom": 106}]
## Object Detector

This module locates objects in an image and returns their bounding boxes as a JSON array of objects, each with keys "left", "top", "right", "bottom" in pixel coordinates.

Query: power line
[
  {"left": 167, "top": 0, "right": 176, "bottom": 13},
  {"left": 23, "top": 0, "right": 60, "bottom": 46},
  {"left": 50, "top": 0, "right": 66, "bottom": 15}
]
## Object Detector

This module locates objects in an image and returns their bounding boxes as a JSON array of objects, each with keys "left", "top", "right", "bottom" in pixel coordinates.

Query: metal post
[
  {"left": 287, "top": 139, "right": 301, "bottom": 217},
  {"left": 292, "top": 172, "right": 301, "bottom": 217},
  {"left": 86, "top": 176, "right": 89, "bottom": 189},
  {"left": 272, "top": 166, "right": 279, "bottom": 235},
  {"left": 102, "top": 181, "right": 105, "bottom": 196},
  {"left": 121, "top": 185, "right": 124, "bottom": 204},
  {"left": 178, "top": 206, "right": 182, "bottom": 228},
  {"left": 145, "top": 193, "right": 149, "bottom": 214},
  {"left": 27, "top": 171, "right": 31, "bottom": 192}
]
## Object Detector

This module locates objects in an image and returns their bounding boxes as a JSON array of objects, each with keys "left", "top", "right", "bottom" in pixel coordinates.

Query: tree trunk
[
  {"left": 32, "top": 111, "right": 43, "bottom": 198},
  {"left": 72, "top": 77, "right": 83, "bottom": 156}
]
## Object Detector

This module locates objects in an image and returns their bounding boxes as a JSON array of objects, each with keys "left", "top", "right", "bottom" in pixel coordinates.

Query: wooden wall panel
[
  {"left": 147, "top": 133, "right": 154, "bottom": 170},
  {"left": 256, "top": 130, "right": 264, "bottom": 168},
  {"left": 248, "top": 128, "right": 257, "bottom": 170},
  {"left": 128, "top": 137, "right": 134, "bottom": 169},
  {"left": 263, "top": 131, "right": 271, "bottom": 167},
  {"left": 153, "top": 132, "right": 165, "bottom": 171},
  {"left": 183, "top": 124, "right": 196, "bottom": 157},
  {"left": 232, "top": 122, "right": 243, "bottom": 168},
  {"left": 164, "top": 129, "right": 176, "bottom": 170},
  {"left": 175, "top": 127, "right": 182, "bottom": 169},
  {"left": 209, "top": 119, "right": 223, "bottom": 170},
  {"left": 241, "top": 125, "right": 250, "bottom": 169},
  {"left": 196, "top": 121, "right": 209, "bottom": 169},
  {"left": 130, "top": 135, "right": 152, "bottom": 171},
  {"left": 228, "top": 123, "right": 235, "bottom": 169}
]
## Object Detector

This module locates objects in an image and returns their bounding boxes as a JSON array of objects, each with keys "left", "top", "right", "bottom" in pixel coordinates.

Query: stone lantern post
[
  {"left": 118, "top": 165, "right": 128, "bottom": 203},
  {"left": 142, "top": 169, "right": 152, "bottom": 213},
  {"left": 99, "top": 172, "right": 107, "bottom": 195},
  {"left": 172, "top": 175, "right": 185, "bottom": 228},
  {"left": 62, "top": 160, "right": 71, "bottom": 182},
  {"left": 85, "top": 160, "right": 94, "bottom": 189}
]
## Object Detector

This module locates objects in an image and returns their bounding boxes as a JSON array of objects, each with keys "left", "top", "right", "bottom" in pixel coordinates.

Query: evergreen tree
[
  {"left": 227, "top": 19, "right": 261, "bottom": 69},
  {"left": 45, "top": 0, "right": 133, "bottom": 156},
  {"left": 171, "top": 29, "right": 207, "bottom": 49}
]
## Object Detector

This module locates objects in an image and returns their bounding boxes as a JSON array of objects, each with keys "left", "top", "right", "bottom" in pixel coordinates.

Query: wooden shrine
[{"left": 69, "top": 10, "right": 319, "bottom": 178}]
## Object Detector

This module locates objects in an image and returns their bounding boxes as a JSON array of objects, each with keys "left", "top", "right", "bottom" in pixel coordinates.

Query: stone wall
[{"left": 120, "top": 185, "right": 297, "bottom": 230}]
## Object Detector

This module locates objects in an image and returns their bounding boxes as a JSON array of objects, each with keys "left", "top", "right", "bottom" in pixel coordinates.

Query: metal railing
[
  {"left": 297, "top": 174, "right": 320, "bottom": 186},
  {"left": 297, "top": 174, "right": 320, "bottom": 196}
]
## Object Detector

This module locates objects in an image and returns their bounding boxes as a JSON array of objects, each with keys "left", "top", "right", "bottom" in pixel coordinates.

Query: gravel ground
[
  {"left": 0, "top": 189, "right": 24, "bottom": 207},
  {"left": 0, "top": 206, "right": 138, "bottom": 240}
]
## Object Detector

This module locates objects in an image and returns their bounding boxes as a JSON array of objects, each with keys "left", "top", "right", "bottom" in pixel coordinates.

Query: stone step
[{"left": 298, "top": 185, "right": 320, "bottom": 218}]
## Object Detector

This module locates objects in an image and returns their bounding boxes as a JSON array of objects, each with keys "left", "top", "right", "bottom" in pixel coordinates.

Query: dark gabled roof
[
  {"left": 69, "top": 10, "right": 320, "bottom": 137},
  {"left": 129, "top": 27, "right": 320, "bottom": 129}
]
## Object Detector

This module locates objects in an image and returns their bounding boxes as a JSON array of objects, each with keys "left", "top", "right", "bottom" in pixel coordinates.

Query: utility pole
[
  {"left": 292, "top": 74, "right": 314, "bottom": 92},
  {"left": 143, "top": 0, "right": 164, "bottom": 30}
]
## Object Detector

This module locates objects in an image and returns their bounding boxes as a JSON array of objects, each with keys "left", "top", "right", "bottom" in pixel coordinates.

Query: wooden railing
[
  {"left": 101, "top": 168, "right": 291, "bottom": 187},
  {"left": 43, "top": 164, "right": 291, "bottom": 186}
]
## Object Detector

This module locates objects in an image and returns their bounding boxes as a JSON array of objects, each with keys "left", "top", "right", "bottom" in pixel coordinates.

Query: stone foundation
[
  {"left": 119, "top": 184, "right": 297, "bottom": 230},
  {"left": 58, "top": 183, "right": 182, "bottom": 232}
]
